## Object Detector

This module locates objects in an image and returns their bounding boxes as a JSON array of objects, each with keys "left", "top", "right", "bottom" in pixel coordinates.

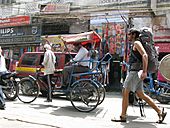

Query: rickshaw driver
[{"left": 62, "top": 42, "right": 90, "bottom": 89}]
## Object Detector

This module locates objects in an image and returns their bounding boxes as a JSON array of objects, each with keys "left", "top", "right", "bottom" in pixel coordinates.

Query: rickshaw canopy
[{"left": 60, "top": 31, "right": 101, "bottom": 45}]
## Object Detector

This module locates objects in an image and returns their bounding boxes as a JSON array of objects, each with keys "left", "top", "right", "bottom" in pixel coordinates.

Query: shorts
[{"left": 123, "top": 71, "right": 143, "bottom": 92}]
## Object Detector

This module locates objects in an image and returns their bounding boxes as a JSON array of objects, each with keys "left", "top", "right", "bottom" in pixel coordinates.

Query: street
[{"left": 0, "top": 92, "right": 170, "bottom": 128}]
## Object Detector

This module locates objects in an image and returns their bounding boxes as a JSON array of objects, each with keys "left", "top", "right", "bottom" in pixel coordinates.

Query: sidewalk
[{"left": 0, "top": 92, "right": 169, "bottom": 128}]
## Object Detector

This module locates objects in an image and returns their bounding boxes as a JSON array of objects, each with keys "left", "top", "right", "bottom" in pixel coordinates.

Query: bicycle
[
  {"left": 143, "top": 54, "right": 170, "bottom": 104},
  {"left": 17, "top": 53, "right": 112, "bottom": 112},
  {"left": 143, "top": 73, "right": 170, "bottom": 104}
]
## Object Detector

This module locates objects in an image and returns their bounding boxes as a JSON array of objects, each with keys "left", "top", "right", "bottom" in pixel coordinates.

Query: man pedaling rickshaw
[{"left": 62, "top": 42, "right": 91, "bottom": 89}]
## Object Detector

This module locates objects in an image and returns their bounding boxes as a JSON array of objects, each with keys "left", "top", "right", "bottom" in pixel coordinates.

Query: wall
[{"left": 69, "top": 20, "right": 89, "bottom": 33}]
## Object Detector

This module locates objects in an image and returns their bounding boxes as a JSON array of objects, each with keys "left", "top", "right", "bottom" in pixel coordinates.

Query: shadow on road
[{"left": 120, "top": 116, "right": 159, "bottom": 128}]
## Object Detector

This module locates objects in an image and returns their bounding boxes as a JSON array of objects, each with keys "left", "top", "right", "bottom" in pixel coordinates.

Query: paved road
[{"left": 0, "top": 92, "right": 170, "bottom": 128}]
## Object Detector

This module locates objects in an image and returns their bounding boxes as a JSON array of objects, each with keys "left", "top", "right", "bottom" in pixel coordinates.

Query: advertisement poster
[{"left": 41, "top": 35, "right": 65, "bottom": 52}]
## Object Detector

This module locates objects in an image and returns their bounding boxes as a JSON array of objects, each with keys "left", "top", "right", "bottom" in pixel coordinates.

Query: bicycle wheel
[
  {"left": 94, "top": 80, "right": 106, "bottom": 105},
  {"left": 17, "top": 77, "right": 40, "bottom": 103},
  {"left": 70, "top": 79, "right": 100, "bottom": 112},
  {"left": 4, "top": 80, "right": 18, "bottom": 101}
]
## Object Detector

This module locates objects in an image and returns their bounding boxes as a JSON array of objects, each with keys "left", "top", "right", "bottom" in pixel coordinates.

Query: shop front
[
  {"left": 0, "top": 25, "right": 41, "bottom": 71},
  {"left": 90, "top": 16, "right": 127, "bottom": 90}
]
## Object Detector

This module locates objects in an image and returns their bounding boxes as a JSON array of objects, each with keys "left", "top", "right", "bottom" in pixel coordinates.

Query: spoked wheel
[
  {"left": 94, "top": 80, "right": 105, "bottom": 105},
  {"left": 70, "top": 79, "right": 100, "bottom": 112},
  {"left": 17, "top": 77, "right": 40, "bottom": 103},
  {"left": 156, "top": 88, "right": 170, "bottom": 104},
  {"left": 3, "top": 80, "right": 18, "bottom": 101}
]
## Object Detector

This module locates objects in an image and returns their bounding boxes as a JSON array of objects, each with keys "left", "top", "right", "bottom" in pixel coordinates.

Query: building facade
[{"left": 0, "top": 0, "right": 170, "bottom": 72}]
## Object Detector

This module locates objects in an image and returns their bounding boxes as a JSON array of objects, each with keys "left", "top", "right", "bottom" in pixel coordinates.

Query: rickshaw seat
[{"left": 71, "top": 53, "right": 112, "bottom": 79}]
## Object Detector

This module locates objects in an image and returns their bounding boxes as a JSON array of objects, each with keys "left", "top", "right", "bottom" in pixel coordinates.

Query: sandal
[
  {"left": 157, "top": 107, "right": 167, "bottom": 124},
  {"left": 111, "top": 116, "right": 127, "bottom": 122}
]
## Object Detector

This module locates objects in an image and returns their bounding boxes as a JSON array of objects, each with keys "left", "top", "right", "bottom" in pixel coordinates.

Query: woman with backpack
[{"left": 111, "top": 28, "right": 167, "bottom": 123}]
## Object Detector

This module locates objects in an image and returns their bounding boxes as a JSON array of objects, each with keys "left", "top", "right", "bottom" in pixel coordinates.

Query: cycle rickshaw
[{"left": 17, "top": 31, "right": 112, "bottom": 112}]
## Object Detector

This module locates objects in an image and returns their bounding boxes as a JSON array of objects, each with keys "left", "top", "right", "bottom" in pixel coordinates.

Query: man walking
[{"left": 111, "top": 28, "right": 167, "bottom": 123}]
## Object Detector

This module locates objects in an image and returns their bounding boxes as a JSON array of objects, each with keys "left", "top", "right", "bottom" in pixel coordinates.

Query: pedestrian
[
  {"left": 111, "top": 28, "right": 167, "bottom": 123},
  {"left": 0, "top": 46, "right": 8, "bottom": 109},
  {"left": 42, "top": 44, "right": 56, "bottom": 102},
  {"left": 62, "top": 43, "right": 90, "bottom": 88}
]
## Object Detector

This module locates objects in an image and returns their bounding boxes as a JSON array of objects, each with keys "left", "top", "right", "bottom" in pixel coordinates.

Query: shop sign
[
  {"left": 0, "top": 36, "right": 40, "bottom": 44},
  {"left": 0, "top": 25, "right": 41, "bottom": 45},
  {"left": 0, "top": 16, "right": 30, "bottom": 28},
  {"left": 0, "top": 25, "right": 40, "bottom": 37},
  {"left": 40, "top": 3, "right": 70, "bottom": 14},
  {"left": 155, "top": 43, "right": 170, "bottom": 53},
  {"left": 99, "top": 0, "right": 149, "bottom": 8},
  {"left": 153, "top": 26, "right": 170, "bottom": 42},
  {"left": 157, "top": 0, "right": 170, "bottom": 8}
]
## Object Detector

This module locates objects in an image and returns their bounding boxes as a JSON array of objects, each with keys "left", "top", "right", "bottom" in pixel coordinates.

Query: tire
[
  {"left": 156, "top": 94, "right": 170, "bottom": 104},
  {"left": 17, "top": 77, "right": 40, "bottom": 103},
  {"left": 156, "top": 87, "right": 170, "bottom": 104},
  {"left": 94, "top": 81, "right": 106, "bottom": 105},
  {"left": 70, "top": 79, "right": 100, "bottom": 112},
  {"left": 3, "top": 80, "right": 18, "bottom": 101}
]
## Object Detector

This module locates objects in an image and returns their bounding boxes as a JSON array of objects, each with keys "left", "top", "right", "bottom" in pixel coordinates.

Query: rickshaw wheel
[{"left": 70, "top": 79, "right": 100, "bottom": 112}]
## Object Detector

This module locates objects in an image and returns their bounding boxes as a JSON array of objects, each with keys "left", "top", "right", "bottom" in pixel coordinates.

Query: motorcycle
[{"left": 0, "top": 72, "right": 19, "bottom": 101}]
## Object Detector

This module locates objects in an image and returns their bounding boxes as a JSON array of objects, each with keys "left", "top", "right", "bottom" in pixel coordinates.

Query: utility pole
[
  {"left": 122, "top": 16, "right": 134, "bottom": 82},
  {"left": 128, "top": 17, "right": 134, "bottom": 29}
]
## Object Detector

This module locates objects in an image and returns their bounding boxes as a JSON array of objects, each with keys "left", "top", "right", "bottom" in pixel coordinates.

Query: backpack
[{"left": 139, "top": 27, "right": 159, "bottom": 73}]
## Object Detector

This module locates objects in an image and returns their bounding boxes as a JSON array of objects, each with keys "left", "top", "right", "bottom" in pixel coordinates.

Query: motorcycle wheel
[{"left": 3, "top": 80, "right": 18, "bottom": 101}]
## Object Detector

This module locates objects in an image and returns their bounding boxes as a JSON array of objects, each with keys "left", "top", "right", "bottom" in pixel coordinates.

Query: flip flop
[
  {"left": 156, "top": 107, "right": 167, "bottom": 124},
  {"left": 111, "top": 116, "right": 126, "bottom": 122}
]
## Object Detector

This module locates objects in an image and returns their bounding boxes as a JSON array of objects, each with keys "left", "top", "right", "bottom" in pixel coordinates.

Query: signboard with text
[
  {"left": 0, "top": 16, "right": 30, "bottom": 28},
  {"left": 155, "top": 43, "right": 170, "bottom": 53},
  {"left": 0, "top": 25, "right": 41, "bottom": 45},
  {"left": 99, "top": 0, "right": 149, "bottom": 8},
  {"left": 40, "top": 3, "right": 70, "bottom": 14}
]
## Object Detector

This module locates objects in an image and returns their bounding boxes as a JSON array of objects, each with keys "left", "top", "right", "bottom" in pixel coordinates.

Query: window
[{"left": 21, "top": 54, "right": 38, "bottom": 66}]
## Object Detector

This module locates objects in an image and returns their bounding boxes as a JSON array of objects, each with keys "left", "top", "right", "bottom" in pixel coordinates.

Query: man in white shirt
[
  {"left": 0, "top": 46, "right": 7, "bottom": 109},
  {"left": 62, "top": 43, "right": 90, "bottom": 88},
  {"left": 42, "top": 44, "right": 56, "bottom": 102}
]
